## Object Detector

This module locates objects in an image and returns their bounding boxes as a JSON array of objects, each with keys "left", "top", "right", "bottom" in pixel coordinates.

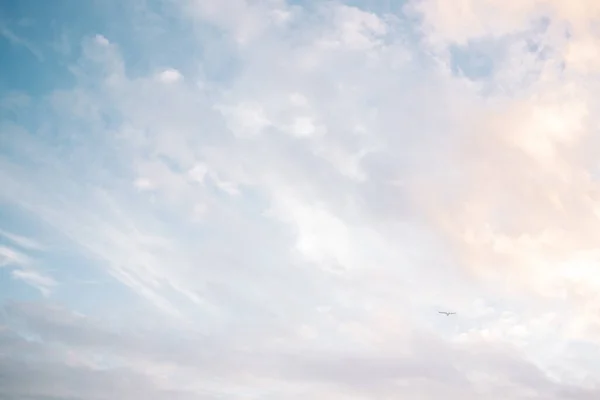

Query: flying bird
[{"left": 438, "top": 311, "right": 456, "bottom": 316}]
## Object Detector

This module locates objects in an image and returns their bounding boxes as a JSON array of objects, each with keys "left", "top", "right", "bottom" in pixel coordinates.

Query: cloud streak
[{"left": 0, "top": 22, "right": 43, "bottom": 61}]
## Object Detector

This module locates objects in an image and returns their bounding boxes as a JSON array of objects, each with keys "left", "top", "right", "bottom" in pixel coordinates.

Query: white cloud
[
  {"left": 0, "top": 22, "right": 43, "bottom": 60},
  {"left": 187, "top": 163, "right": 208, "bottom": 184},
  {"left": 134, "top": 177, "right": 156, "bottom": 191},
  {"left": 157, "top": 68, "right": 183, "bottom": 83},
  {"left": 0, "top": 245, "right": 30, "bottom": 267},
  {"left": 219, "top": 102, "right": 272, "bottom": 137},
  {"left": 0, "top": 228, "right": 45, "bottom": 251},
  {"left": 0, "top": 237, "right": 55, "bottom": 295},
  {"left": 94, "top": 34, "right": 110, "bottom": 46},
  {"left": 11, "top": 269, "right": 57, "bottom": 296},
  {"left": 289, "top": 116, "right": 318, "bottom": 137},
  {"left": 318, "top": 4, "right": 387, "bottom": 51}
]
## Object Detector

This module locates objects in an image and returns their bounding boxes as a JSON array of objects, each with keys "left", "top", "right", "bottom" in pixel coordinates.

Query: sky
[{"left": 1, "top": 0, "right": 600, "bottom": 398}]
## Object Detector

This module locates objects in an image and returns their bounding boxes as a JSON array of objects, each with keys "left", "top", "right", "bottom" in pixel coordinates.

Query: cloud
[
  {"left": 0, "top": 228, "right": 45, "bottom": 251},
  {"left": 387, "top": 0, "right": 600, "bottom": 301},
  {"left": 0, "top": 230, "right": 55, "bottom": 295},
  {"left": 2, "top": 0, "right": 600, "bottom": 398},
  {"left": 0, "top": 92, "right": 31, "bottom": 113},
  {"left": 157, "top": 68, "right": 183, "bottom": 83},
  {"left": 94, "top": 34, "right": 110, "bottom": 46},
  {"left": 0, "top": 245, "right": 30, "bottom": 267},
  {"left": 11, "top": 269, "right": 57, "bottom": 296},
  {"left": 2, "top": 301, "right": 597, "bottom": 400},
  {"left": 0, "top": 22, "right": 43, "bottom": 60}
]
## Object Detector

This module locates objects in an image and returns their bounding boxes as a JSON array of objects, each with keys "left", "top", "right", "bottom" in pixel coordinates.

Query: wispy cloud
[
  {"left": 0, "top": 245, "right": 30, "bottom": 267},
  {"left": 11, "top": 269, "right": 56, "bottom": 296},
  {"left": 0, "top": 22, "right": 43, "bottom": 60},
  {"left": 0, "top": 230, "right": 53, "bottom": 295},
  {"left": 0, "top": 228, "right": 45, "bottom": 251}
]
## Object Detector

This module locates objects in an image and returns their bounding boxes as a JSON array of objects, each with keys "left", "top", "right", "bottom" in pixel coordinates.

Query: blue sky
[{"left": 2, "top": 0, "right": 600, "bottom": 398}]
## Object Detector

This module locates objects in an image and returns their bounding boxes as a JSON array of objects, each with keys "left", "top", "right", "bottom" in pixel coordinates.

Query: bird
[{"left": 438, "top": 311, "right": 456, "bottom": 316}]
